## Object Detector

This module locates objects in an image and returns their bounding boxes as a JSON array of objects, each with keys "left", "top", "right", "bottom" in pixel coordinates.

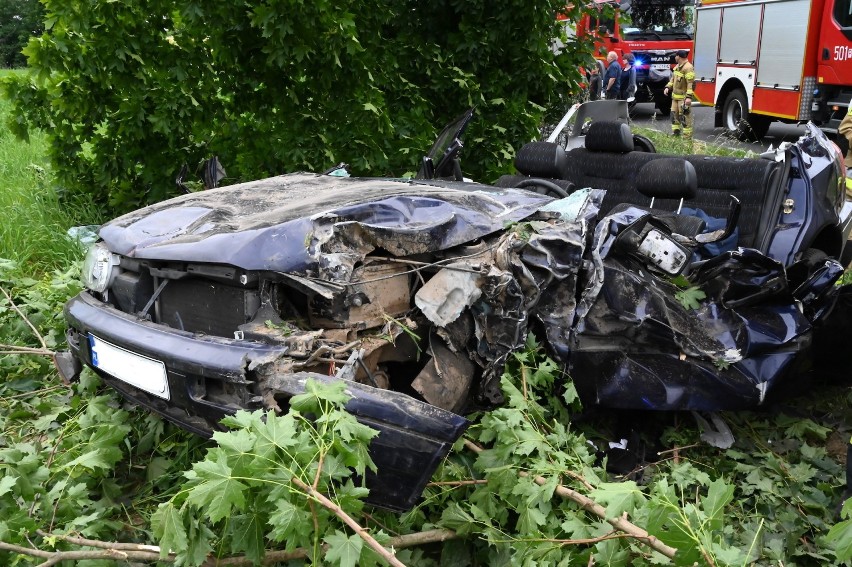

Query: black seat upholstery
[
  {"left": 609, "top": 158, "right": 706, "bottom": 237},
  {"left": 493, "top": 119, "right": 786, "bottom": 252},
  {"left": 494, "top": 141, "right": 575, "bottom": 193},
  {"left": 657, "top": 156, "right": 782, "bottom": 248},
  {"left": 635, "top": 158, "right": 698, "bottom": 202},
  {"left": 584, "top": 121, "right": 635, "bottom": 153}
]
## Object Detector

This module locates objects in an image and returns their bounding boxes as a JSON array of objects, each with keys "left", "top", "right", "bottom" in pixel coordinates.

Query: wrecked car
[{"left": 57, "top": 106, "right": 852, "bottom": 510}]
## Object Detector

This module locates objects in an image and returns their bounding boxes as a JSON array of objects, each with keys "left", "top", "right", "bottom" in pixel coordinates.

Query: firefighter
[
  {"left": 664, "top": 50, "right": 695, "bottom": 138},
  {"left": 839, "top": 106, "right": 852, "bottom": 195}
]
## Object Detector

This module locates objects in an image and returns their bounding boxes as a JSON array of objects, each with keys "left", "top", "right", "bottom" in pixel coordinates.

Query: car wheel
[
  {"left": 722, "top": 89, "right": 770, "bottom": 141},
  {"left": 633, "top": 134, "right": 657, "bottom": 153}
]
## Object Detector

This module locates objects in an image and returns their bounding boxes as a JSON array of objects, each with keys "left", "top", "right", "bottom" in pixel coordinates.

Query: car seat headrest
[
  {"left": 636, "top": 158, "right": 698, "bottom": 200},
  {"left": 584, "top": 121, "right": 634, "bottom": 153},
  {"left": 514, "top": 141, "right": 570, "bottom": 179}
]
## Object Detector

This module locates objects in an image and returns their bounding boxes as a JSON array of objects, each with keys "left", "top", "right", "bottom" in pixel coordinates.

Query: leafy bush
[
  {"left": 3, "top": 0, "right": 595, "bottom": 213},
  {"left": 0, "top": 0, "right": 43, "bottom": 68}
]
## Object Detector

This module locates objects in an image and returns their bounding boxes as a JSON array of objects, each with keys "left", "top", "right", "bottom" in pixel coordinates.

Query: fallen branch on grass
[
  {"left": 4, "top": 528, "right": 460, "bottom": 566},
  {"left": 291, "top": 476, "right": 408, "bottom": 567},
  {"left": 0, "top": 285, "right": 55, "bottom": 357},
  {"left": 463, "top": 439, "right": 678, "bottom": 560}
]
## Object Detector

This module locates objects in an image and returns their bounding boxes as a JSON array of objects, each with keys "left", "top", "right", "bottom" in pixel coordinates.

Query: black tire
[
  {"left": 632, "top": 134, "right": 657, "bottom": 153},
  {"left": 748, "top": 115, "right": 771, "bottom": 139},
  {"left": 722, "top": 88, "right": 770, "bottom": 141}
]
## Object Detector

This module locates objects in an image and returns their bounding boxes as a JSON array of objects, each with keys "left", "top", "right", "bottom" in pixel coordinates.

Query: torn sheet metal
[
  {"left": 692, "top": 411, "right": 735, "bottom": 449},
  {"left": 98, "top": 174, "right": 554, "bottom": 273},
  {"left": 412, "top": 336, "right": 476, "bottom": 413},
  {"left": 569, "top": 209, "right": 829, "bottom": 410},
  {"left": 415, "top": 265, "right": 483, "bottom": 327}
]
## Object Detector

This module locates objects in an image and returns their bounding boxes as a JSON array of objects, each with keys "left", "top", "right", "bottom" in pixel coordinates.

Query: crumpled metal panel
[
  {"left": 570, "top": 208, "right": 824, "bottom": 410},
  {"left": 99, "top": 173, "right": 553, "bottom": 273}
]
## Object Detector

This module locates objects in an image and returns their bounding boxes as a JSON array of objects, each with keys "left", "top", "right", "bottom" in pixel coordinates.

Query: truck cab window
[
  {"left": 835, "top": 0, "right": 852, "bottom": 27},
  {"left": 594, "top": 16, "right": 616, "bottom": 36}
]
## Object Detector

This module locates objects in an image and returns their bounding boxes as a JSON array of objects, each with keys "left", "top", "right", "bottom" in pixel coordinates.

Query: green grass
[
  {"left": 0, "top": 70, "right": 101, "bottom": 280},
  {"left": 634, "top": 121, "right": 758, "bottom": 158}
]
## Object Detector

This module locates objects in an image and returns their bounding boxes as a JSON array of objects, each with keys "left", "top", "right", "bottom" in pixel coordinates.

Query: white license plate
[
  {"left": 652, "top": 63, "right": 671, "bottom": 70},
  {"left": 89, "top": 335, "right": 170, "bottom": 400}
]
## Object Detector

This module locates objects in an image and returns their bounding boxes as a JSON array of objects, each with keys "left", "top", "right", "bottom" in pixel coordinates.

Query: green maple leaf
[
  {"left": 183, "top": 521, "right": 215, "bottom": 567},
  {"left": 674, "top": 286, "right": 706, "bottom": 310},
  {"left": 151, "top": 502, "right": 188, "bottom": 558},
  {"left": 63, "top": 448, "right": 114, "bottom": 472},
  {"left": 828, "top": 519, "right": 852, "bottom": 561},
  {"left": 701, "top": 478, "right": 734, "bottom": 532},
  {"left": 253, "top": 412, "right": 299, "bottom": 459},
  {"left": 324, "top": 531, "right": 364, "bottom": 567},
  {"left": 589, "top": 481, "right": 646, "bottom": 519},
  {"left": 335, "top": 412, "right": 379, "bottom": 444},
  {"left": 291, "top": 379, "right": 350, "bottom": 413},
  {"left": 211, "top": 427, "right": 255, "bottom": 454},
  {"left": 439, "top": 502, "right": 477, "bottom": 535},
  {"left": 229, "top": 512, "right": 266, "bottom": 564},
  {"left": 0, "top": 474, "right": 17, "bottom": 497},
  {"left": 267, "top": 499, "right": 313, "bottom": 545},
  {"left": 220, "top": 409, "right": 265, "bottom": 431},
  {"left": 185, "top": 457, "right": 247, "bottom": 523},
  {"left": 517, "top": 505, "right": 548, "bottom": 534}
]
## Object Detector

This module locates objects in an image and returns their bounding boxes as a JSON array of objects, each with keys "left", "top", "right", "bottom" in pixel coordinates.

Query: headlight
[{"left": 82, "top": 242, "right": 120, "bottom": 293}]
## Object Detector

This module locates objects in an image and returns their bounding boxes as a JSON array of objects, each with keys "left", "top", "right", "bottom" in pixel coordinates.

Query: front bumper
[{"left": 64, "top": 291, "right": 469, "bottom": 511}]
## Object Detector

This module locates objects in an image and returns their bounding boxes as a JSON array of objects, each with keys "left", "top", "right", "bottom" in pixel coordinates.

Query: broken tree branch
[
  {"left": 491, "top": 530, "right": 632, "bottom": 546},
  {"left": 0, "top": 286, "right": 49, "bottom": 351},
  {"left": 0, "top": 540, "right": 163, "bottom": 567},
  {"left": 0, "top": 345, "right": 55, "bottom": 356},
  {"left": 463, "top": 439, "right": 678, "bottom": 560},
  {"left": 5, "top": 529, "right": 459, "bottom": 566},
  {"left": 291, "top": 476, "right": 408, "bottom": 567},
  {"left": 428, "top": 479, "right": 489, "bottom": 487}
]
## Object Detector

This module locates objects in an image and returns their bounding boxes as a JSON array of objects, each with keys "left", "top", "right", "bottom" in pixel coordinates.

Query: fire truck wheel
[{"left": 722, "top": 89, "right": 770, "bottom": 141}]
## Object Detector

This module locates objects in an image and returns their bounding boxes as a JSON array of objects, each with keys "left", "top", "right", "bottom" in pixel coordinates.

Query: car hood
[{"left": 99, "top": 173, "right": 553, "bottom": 272}]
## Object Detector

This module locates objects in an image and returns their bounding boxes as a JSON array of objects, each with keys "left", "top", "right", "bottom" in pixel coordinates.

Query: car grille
[
  {"left": 109, "top": 269, "right": 259, "bottom": 338},
  {"left": 157, "top": 278, "right": 259, "bottom": 336}
]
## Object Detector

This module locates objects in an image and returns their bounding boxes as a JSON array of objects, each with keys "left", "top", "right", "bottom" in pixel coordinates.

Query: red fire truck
[
  {"left": 569, "top": 0, "right": 695, "bottom": 115},
  {"left": 692, "top": 0, "right": 852, "bottom": 141}
]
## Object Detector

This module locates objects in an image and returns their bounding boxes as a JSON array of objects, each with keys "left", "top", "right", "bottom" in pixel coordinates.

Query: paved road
[{"left": 628, "top": 103, "right": 807, "bottom": 153}]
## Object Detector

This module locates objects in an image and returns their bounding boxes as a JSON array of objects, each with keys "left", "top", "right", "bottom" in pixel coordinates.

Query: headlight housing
[{"left": 82, "top": 242, "right": 120, "bottom": 293}]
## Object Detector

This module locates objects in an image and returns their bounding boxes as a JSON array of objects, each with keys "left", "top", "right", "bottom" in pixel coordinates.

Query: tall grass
[
  {"left": 0, "top": 69, "right": 101, "bottom": 279},
  {"left": 632, "top": 117, "right": 757, "bottom": 158}
]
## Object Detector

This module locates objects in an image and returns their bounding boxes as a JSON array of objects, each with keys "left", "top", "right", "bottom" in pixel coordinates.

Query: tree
[
  {"left": 3, "top": 1, "right": 594, "bottom": 213},
  {"left": 0, "top": 0, "right": 44, "bottom": 68}
]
